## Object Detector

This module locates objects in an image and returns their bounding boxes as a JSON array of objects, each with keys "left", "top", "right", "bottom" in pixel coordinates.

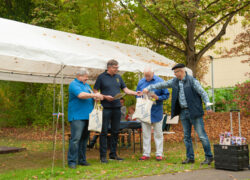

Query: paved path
[{"left": 127, "top": 168, "right": 250, "bottom": 180}]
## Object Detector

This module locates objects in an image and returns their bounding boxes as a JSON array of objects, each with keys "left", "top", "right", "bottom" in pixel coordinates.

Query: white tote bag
[
  {"left": 132, "top": 96, "right": 153, "bottom": 124},
  {"left": 88, "top": 103, "right": 103, "bottom": 132}
]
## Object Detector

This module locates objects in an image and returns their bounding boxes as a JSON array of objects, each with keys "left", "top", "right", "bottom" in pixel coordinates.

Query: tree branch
[
  {"left": 135, "top": 21, "right": 184, "bottom": 53},
  {"left": 136, "top": 0, "right": 187, "bottom": 47},
  {"left": 204, "top": 0, "right": 220, "bottom": 10},
  {"left": 120, "top": 1, "right": 185, "bottom": 54},
  {"left": 172, "top": 0, "right": 188, "bottom": 20},
  {"left": 195, "top": 2, "right": 250, "bottom": 42},
  {"left": 197, "top": 14, "right": 234, "bottom": 60},
  {"left": 152, "top": 0, "right": 157, "bottom": 5}
]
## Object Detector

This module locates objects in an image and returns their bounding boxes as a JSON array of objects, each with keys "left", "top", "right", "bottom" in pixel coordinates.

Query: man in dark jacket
[{"left": 142, "top": 63, "right": 214, "bottom": 165}]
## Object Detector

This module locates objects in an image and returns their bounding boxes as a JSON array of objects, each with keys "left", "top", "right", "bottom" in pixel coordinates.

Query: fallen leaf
[{"left": 101, "top": 170, "right": 106, "bottom": 174}]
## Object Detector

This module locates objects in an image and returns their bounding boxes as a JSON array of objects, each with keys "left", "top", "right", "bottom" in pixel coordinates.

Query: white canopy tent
[
  {"left": 0, "top": 17, "right": 192, "bottom": 169},
  {"left": 0, "top": 18, "right": 192, "bottom": 84}
]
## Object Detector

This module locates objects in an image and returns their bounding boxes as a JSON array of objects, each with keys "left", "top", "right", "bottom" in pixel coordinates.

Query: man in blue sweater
[
  {"left": 67, "top": 68, "right": 103, "bottom": 169},
  {"left": 142, "top": 64, "right": 214, "bottom": 165},
  {"left": 137, "top": 68, "right": 169, "bottom": 161}
]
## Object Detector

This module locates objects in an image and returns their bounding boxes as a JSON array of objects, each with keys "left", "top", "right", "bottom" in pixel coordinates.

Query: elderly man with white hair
[
  {"left": 67, "top": 68, "right": 103, "bottom": 169},
  {"left": 136, "top": 67, "right": 169, "bottom": 161},
  {"left": 143, "top": 63, "right": 214, "bottom": 165}
]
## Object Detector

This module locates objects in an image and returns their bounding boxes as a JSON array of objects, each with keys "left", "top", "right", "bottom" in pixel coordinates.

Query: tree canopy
[{"left": 119, "top": 0, "right": 249, "bottom": 76}]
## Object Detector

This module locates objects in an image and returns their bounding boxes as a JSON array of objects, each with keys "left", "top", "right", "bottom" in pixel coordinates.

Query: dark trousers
[
  {"left": 68, "top": 120, "right": 89, "bottom": 165},
  {"left": 100, "top": 108, "right": 121, "bottom": 158},
  {"left": 89, "top": 134, "right": 111, "bottom": 149}
]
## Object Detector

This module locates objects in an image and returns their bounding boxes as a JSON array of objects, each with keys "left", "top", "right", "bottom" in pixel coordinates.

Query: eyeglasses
[
  {"left": 174, "top": 70, "right": 181, "bottom": 74},
  {"left": 111, "top": 66, "right": 119, "bottom": 69}
]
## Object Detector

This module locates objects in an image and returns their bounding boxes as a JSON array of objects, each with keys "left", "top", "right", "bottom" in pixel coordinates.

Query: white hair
[
  {"left": 76, "top": 68, "right": 89, "bottom": 76},
  {"left": 144, "top": 66, "right": 154, "bottom": 73},
  {"left": 180, "top": 67, "right": 186, "bottom": 72}
]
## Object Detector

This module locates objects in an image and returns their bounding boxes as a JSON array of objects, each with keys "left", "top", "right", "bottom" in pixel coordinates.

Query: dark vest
[{"left": 171, "top": 74, "right": 204, "bottom": 119}]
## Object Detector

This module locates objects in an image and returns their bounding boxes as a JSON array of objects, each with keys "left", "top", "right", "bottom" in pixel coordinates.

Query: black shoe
[
  {"left": 79, "top": 162, "right": 91, "bottom": 166},
  {"left": 68, "top": 164, "right": 76, "bottom": 169},
  {"left": 87, "top": 144, "right": 94, "bottom": 149},
  {"left": 100, "top": 157, "right": 109, "bottom": 163},
  {"left": 182, "top": 158, "right": 195, "bottom": 164},
  {"left": 109, "top": 156, "right": 124, "bottom": 161},
  {"left": 201, "top": 157, "right": 213, "bottom": 165}
]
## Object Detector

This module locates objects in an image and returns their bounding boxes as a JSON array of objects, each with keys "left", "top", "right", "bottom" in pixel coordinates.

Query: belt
[{"left": 181, "top": 107, "right": 188, "bottom": 110}]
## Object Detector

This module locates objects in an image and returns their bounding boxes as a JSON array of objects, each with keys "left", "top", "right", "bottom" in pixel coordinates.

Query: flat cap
[{"left": 172, "top": 63, "right": 185, "bottom": 70}]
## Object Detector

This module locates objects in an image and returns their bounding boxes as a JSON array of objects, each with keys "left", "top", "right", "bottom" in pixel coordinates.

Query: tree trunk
[
  {"left": 186, "top": 54, "right": 198, "bottom": 77},
  {"left": 186, "top": 17, "right": 197, "bottom": 77}
]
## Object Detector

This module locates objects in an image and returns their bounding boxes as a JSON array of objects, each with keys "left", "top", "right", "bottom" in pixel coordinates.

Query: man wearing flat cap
[{"left": 142, "top": 63, "right": 214, "bottom": 165}]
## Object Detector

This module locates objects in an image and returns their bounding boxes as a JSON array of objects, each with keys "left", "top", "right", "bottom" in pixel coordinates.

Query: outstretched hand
[
  {"left": 142, "top": 89, "right": 149, "bottom": 94},
  {"left": 94, "top": 93, "right": 104, "bottom": 100},
  {"left": 136, "top": 91, "right": 143, "bottom": 96},
  {"left": 105, "top": 95, "right": 114, "bottom": 102}
]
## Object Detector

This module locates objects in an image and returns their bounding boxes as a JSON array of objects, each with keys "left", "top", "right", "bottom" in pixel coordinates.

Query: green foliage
[
  {"left": 119, "top": 0, "right": 249, "bottom": 76},
  {"left": 121, "top": 72, "right": 139, "bottom": 107},
  {"left": 30, "top": 0, "right": 61, "bottom": 28},
  {"left": 213, "top": 88, "right": 237, "bottom": 112},
  {"left": 205, "top": 87, "right": 237, "bottom": 112},
  {"left": 205, "top": 81, "right": 250, "bottom": 113},
  {"left": 0, "top": 81, "right": 68, "bottom": 127},
  {"left": 163, "top": 88, "right": 171, "bottom": 114},
  {"left": 0, "top": 0, "right": 34, "bottom": 23}
]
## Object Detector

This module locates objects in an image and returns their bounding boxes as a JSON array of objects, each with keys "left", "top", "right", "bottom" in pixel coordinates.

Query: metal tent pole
[
  {"left": 52, "top": 79, "right": 56, "bottom": 150},
  {"left": 209, "top": 56, "right": 215, "bottom": 112},
  {"left": 51, "top": 65, "right": 66, "bottom": 173},
  {"left": 60, "top": 64, "right": 65, "bottom": 168},
  {"left": 51, "top": 78, "right": 56, "bottom": 175}
]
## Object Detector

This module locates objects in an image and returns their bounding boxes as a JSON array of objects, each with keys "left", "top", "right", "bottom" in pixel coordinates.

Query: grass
[{"left": 0, "top": 137, "right": 213, "bottom": 180}]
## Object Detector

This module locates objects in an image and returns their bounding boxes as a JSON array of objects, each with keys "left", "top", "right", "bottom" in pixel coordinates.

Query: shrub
[
  {"left": 206, "top": 87, "right": 236, "bottom": 112},
  {"left": 233, "top": 80, "right": 250, "bottom": 115}
]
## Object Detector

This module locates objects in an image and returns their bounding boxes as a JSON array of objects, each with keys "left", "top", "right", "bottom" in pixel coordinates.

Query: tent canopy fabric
[{"left": 0, "top": 18, "right": 192, "bottom": 84}]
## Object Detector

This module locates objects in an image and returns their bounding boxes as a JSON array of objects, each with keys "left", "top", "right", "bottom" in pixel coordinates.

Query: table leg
[{"left": 133, "top": 129, "right": 135, "bottom": 153}]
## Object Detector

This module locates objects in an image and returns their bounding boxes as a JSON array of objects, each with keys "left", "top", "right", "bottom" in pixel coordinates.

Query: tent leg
[
  {"left": 61, "top": 66, "right": 65, "bottom": 169},
  {"left": 52, "top": 81, "right": 56, "bottom": 150},
  {"left": 51, "top": 79, "right": 57, "bottom": 175}
]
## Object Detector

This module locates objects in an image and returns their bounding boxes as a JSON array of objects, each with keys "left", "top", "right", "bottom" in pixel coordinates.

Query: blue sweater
[{"left": 136, "top": 75, "right": 169, "bottom": 123}]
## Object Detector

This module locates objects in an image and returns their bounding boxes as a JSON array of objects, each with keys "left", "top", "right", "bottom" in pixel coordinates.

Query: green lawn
[{"left": 0, "top": 137, "right": 213, "bottom": 180}]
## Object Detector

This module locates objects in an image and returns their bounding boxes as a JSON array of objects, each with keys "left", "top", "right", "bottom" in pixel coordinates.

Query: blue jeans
[
  {"left": 180, "top": 109, "right": 213, "bottom": 160},
  {"left": 100, "top": 108, "right": 121, "bottom": 158},
  {"left": 68, "top": 120, "right": 89, "bottom": 166}
]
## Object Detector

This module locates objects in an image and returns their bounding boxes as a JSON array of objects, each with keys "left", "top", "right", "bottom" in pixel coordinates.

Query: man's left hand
[{"left": 151, "top": 94, "right": 159, "bottom": 100}]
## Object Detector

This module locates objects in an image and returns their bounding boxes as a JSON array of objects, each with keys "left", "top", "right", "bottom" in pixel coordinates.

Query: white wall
[{"left": 203, "top": 16, "right": 249, "bottom": 88}]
